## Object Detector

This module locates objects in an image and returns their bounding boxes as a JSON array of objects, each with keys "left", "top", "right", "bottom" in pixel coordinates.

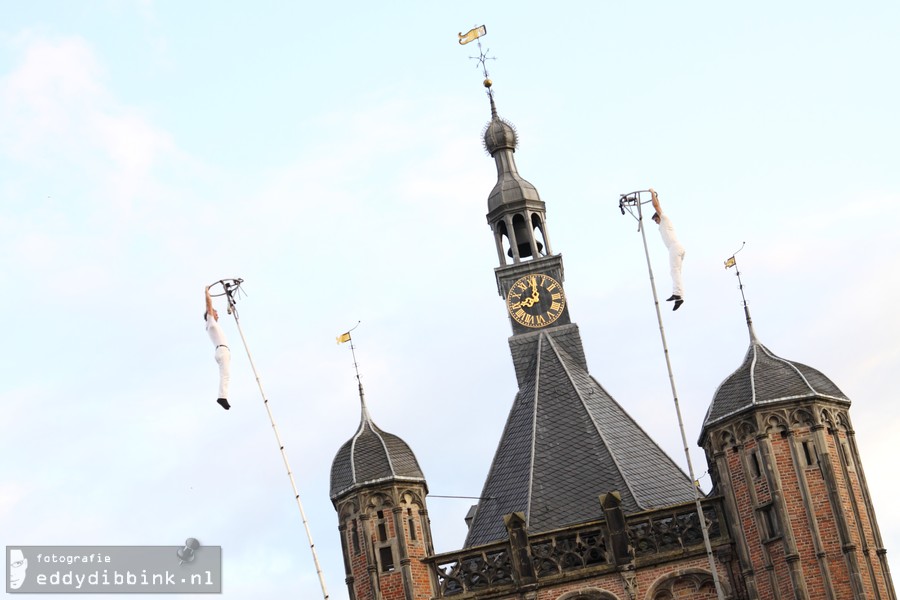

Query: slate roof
[
  {"left": 330, "top": 404, "right": 426, "bottom": 502},
  {"left": 702, "top": 339, "right": 849, "bottom": 432},
  {"left": 463, "top": 325, "right": 696, "bottom": 548}
]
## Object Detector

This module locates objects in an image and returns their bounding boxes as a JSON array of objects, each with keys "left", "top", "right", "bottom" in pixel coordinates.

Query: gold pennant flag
[
  {"left": 724, "top": 256, "right": 736, "bottom": 269},
  {"left": 458, "top": 25, "right": 487, "bottom": 45},
  {"left": 336, "top": 332, "right": 351, "bottom": 344}
]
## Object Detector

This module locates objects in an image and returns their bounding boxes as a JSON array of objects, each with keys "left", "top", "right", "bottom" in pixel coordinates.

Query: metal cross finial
[
  {"left": 474, "top": 37, "right": 496, "bottom": 104},
  {"left": 471, "top": 36, "right": 494, "bottom": 80}
]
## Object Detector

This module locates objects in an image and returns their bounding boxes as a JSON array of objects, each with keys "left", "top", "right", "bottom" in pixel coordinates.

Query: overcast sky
[{"left": 2, "top": 2, "right": 898, "bottom": 598}]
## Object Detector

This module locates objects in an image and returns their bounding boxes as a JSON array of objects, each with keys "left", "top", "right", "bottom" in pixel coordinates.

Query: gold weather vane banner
[
  {"left": 724, "top": 256, "right": 736, "bottom": 269},
  {"left": 459, "top": 25, "right": 487, "bottom": 45},
  {"left": 336, "top": 332, "right": 351, "bottom": 344}
]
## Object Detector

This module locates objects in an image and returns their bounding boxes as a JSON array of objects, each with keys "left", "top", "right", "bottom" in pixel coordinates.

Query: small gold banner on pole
[{"left": 459, "top": 25, "right": 487, "bottom": 45}]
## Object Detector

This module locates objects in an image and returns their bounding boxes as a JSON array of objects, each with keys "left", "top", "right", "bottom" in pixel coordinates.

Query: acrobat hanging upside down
[
  {"left": 204, "top": 286, "right": 231, "bottom": 410},
  {"left": 650, "top": 188, "right": 686, "bottom": 311}
]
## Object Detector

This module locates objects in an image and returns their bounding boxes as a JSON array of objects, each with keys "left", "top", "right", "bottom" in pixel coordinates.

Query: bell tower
[
  {"left": 482, "top": 89, "right": 571, "bottom": 336},
  {"left": 463, "top": 77, "right": 698, "bottom": 550},
  {"left": 330, "top": 379, "right": 436, "bottom": 600}
]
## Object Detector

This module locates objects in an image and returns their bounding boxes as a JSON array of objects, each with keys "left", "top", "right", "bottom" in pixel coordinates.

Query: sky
[{"left": 2, "top": 2, "right": 899, "bottom": 598}]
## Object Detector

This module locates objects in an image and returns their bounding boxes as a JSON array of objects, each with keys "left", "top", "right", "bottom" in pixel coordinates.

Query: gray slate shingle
[
  {"left": 702, "top": 340, "right": 849, "bottom": 432},
  {"left": 464, "top": 325, "right": 695, "bottom": 548},
  {"left": 330, "top": 406, "right": 427, "bottom": 501}
]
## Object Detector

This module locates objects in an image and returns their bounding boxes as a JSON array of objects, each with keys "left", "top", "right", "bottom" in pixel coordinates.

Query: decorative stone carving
[
  {"left": 424, "top": 502, "right": 726, "bottom": 597},
  {"left": 719, "top": 428, "right": 736, "bottom": 450},
  {"left": 531, "top": 529, "right": 610, "bottom": 577},
  {"left": 762, "top": 411, "right": 788, "bottom": 434},
  {"left": 790, "top": 407, "right": 815, "bottom": 428},
  {"left": 620, "top": 569, "right": 637, "bottom": 600},
  {"left": 433, "top": 549, "right": 514, "bottom": 596},
  {"left": 339, "top": 499, "right": 360, "bottom": 520},
  {"left": 399, "top": 489, "right": 425, "bottom": 508},
  {"left": 737, "top": 420, "right": 757, "bottom": 443},
  {"left": 367, "top": 492, "right": 394, "bottom": 510}
]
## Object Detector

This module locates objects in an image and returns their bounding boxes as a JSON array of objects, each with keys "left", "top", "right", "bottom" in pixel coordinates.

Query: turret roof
[
  {"left": 330, "top": 403, "right": 426, "bottom": 501},
  {"left": 701, "top": 339, "right": 849, "bottom": 434}
]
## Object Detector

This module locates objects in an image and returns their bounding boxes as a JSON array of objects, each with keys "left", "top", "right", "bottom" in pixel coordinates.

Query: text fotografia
[
  {"left": 35, "top": 553, "right": 111, "bottom": 565},
  {"left": 7, "top": 545, "right": 222, "bottom": 593}
]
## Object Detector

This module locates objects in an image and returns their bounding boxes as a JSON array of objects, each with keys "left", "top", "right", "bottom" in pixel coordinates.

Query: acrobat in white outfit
[
  {"left": 205, "top": 286, "right": 231, "bottom": 410},
  {"left": 650, "top": 189, "right": 685, "bottom": 311}
]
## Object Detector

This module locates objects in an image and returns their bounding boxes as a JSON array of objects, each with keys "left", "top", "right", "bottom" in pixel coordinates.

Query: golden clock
[{"left": 506, "top": 273, "right": 566, "bottom": 328}]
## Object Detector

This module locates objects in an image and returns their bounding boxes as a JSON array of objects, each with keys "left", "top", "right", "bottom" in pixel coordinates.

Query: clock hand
[{"left": 514, "top": 296, "right": 539, "bottom": 309}]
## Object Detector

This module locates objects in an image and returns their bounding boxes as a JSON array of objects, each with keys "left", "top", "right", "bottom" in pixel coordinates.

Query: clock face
[{"left": 506, "top": 273, "right": 566, "bottom": 329}]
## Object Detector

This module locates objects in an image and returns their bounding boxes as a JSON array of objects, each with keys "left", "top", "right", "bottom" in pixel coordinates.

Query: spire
[
  {"left": 743, "top": 303, "right": 758, "bottom": 345},
  {"left": 725, "top": 245, "right": 759, "bottom": 344},
  {"left": 461, "top": 29, "right": 550, "bottom": 265},
  {"left": 740, "top": 280, "right": 759, "bottom": 345},
  {"left": 488, "top": 79, "right": 499, "bottom": 120},
  {"left": 349, "top": 331, "right": 371, "bottom": 422},
  {"left": 479, "top": 76, "right": 551, "bottom": 266},
  {"left": 329, "top": 330, "right": 427, "bottom": 502}
]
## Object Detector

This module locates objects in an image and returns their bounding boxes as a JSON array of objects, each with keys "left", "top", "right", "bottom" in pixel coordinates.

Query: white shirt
[
  {"left": 206, "top": 313, "right": 228, "bottom": 347},
  {"left": 658, "top": 214, "right": 683, "bottom": 250}
]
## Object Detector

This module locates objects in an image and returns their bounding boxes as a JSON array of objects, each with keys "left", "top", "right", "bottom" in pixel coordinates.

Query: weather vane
[
  {"left": 724, "top": 242, "right": 749, "bottom": 307},
  {"left": 459, "top": 25, "right": 494, "bottom": 95}
]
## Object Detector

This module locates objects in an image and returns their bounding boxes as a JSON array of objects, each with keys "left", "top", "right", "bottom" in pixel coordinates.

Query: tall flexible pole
[
  {"left": 626, "top": 197, "right": 726, "bottom": 599},
  {"left": 223, "top": 283, "right": 330, "bottom": 600}
]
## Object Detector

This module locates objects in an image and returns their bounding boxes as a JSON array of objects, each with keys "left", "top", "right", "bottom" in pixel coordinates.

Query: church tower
[
  {"left": 330, "top": 385, "right": 437, "bottom": 600},
  {"left": 463, "top": 81, "right": 699, "bottom": 549},
  {"left": 699, "top": 306, "right": 896, "bottom": 600}
]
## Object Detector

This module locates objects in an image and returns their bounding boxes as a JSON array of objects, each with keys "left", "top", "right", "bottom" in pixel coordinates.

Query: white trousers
[
  {"left": 214, "top": 346, "right": 231, "bottom": 399},
  {"left": 669, "top": 245, "right": 685, "bottom": 297}
]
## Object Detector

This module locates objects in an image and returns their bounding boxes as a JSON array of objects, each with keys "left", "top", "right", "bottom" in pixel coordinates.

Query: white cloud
[{"left": 1, "top": 33, "right": 178, "bottom": 208}]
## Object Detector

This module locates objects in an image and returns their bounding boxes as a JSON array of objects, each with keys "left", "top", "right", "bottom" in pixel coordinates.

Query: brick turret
[
  {"left": 330, "top": 397, "right": 436, "bottom": 600},
  {"left": 700, "top": 331, "right": 896, "bottom": 600}
]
